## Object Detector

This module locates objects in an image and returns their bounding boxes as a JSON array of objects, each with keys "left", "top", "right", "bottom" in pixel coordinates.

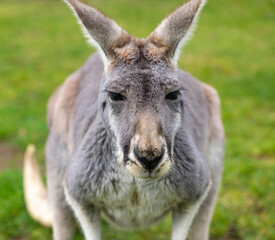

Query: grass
[{"left": 0, "top": 0, "right": 274, "bottom": 239}]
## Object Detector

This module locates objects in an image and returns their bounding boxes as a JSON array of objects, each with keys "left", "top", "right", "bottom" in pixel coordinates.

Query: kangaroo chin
[{"left": 24, "top": 0, "right": 224, "bottom": 239}]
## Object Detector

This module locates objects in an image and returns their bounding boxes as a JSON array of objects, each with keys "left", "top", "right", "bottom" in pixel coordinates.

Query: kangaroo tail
[{"left": 23, "top": 144, "right": 52, "bottom": 227}]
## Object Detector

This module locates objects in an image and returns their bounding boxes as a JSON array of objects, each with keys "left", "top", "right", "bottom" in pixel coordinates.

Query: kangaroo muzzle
[
  {"left": 133, "top": 147, "right": 165, "bottom": 171},
  {"left": 125, "top": 112, "right": 172, "bottom": 179}
]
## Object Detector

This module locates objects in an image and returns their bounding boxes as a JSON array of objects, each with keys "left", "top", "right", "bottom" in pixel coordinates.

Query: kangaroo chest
[{"left": 94, "top": 175, "right": 182, "bottom": 229}]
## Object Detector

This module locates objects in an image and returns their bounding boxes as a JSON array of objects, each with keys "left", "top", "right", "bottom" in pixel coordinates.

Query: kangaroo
[{"left": 23, "top": 0, "right": 224, "bottom": 239}]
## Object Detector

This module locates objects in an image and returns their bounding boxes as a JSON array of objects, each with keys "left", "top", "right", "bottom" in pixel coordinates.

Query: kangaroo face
[
  {"left": 65, "top": 0, "right": 206, "bottom": 178},
  {"left": 98, "top": 42, "right": 183, "bottom": 178}
]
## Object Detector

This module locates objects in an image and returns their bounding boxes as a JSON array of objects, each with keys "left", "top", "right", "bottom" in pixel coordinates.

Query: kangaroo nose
[{"left": 134, "top": 148, "right": 164, "bottom": 170}]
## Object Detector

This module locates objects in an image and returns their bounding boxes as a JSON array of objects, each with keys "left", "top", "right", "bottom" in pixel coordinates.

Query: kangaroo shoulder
[
  {"left": 47, "top": 69, "right": 82, "bottom": 139},
  {"left": 201, "top": 83, "right": 224, "bottom": 142}
]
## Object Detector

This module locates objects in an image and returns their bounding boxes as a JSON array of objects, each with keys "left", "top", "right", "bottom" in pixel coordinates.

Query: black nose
[{"left": 134, "top": 148, "right": 164, "bottom": 170}]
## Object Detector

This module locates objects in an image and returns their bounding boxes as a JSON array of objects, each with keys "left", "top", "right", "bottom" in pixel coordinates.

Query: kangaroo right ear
[
  {"left": 147, "top": 0, "right": 207, "bottom": 67},
  {"left": 64, "top": 0, "right": 131, "bottom": 68}
]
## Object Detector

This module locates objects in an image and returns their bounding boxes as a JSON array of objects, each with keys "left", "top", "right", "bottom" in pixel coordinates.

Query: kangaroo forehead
[
  {"left": 105, "top": 68, "right": 180, "bottom": 92},
  {"left": 112, "top": 38, "right": 168, "bottom": 65}
]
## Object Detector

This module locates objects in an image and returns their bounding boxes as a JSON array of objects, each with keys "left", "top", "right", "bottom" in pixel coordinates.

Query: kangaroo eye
[
  {"left": 165, "top": 91, "right": 181, "bottom": 100},
  {"left": 109, "top": 92, "right": 126, "bottom": 102}
]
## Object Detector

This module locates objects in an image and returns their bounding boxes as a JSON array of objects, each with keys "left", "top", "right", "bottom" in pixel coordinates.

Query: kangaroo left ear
[
  {"left": 147, "top": 0, "right": 207, "bottom": 67},
  {"left": 64, "top": 0, "right": 131, "bottom": 69}
]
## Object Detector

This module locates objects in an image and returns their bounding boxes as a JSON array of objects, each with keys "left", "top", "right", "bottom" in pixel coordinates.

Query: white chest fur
[{"left": 94, "top": 172, "right": 182, "bottom": 229}]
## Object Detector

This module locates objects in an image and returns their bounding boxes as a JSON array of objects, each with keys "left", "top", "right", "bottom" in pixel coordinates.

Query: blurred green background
[{"left": 0, "top": 0, "right": 274, "bottom": 239}]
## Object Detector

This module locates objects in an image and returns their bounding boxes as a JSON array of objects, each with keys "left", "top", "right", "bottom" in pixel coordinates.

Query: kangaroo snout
[
  {"left": 127, "top": 135, "right": 170, "bottom": 179},
  {"left": 134, "top": 147, "right": 165, "bottom": 170},
  {"left": 125, "top": 112, "right": 171, "bottom": 178}
]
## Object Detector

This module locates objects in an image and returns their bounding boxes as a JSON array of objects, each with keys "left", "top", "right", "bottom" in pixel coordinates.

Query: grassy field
[{"left": 0, "top": 0, "right": 274, "bottom": 239}]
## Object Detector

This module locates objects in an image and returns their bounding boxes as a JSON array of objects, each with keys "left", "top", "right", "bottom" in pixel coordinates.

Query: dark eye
[
  {"left": 109, "top": 92, "right": 126, "bottom": 102},
  {"left": 165, "top": 91, "right": 181, "bottom": 100}
]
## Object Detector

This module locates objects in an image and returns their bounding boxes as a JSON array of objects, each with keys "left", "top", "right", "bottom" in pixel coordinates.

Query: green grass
[{"left": 0, "top": 0, "right": 274, "bottom": 239}]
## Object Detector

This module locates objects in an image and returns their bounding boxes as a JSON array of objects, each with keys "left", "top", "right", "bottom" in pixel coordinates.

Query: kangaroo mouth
[{"left": 125, "top": 150, "right": 172, "bottom": 179}]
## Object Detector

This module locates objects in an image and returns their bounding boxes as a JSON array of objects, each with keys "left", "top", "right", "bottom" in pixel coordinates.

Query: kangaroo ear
[
  {"left": 147, "top": 0, "right": 207, "bottom": 67},
  {"left": 64, "top": 0, "right": 130, "bottom": 67}
]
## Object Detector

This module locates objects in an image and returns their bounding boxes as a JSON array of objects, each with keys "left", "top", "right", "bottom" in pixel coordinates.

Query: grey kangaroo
[{"left": 23, "top": 0, "right": 224, "bottom": 239}]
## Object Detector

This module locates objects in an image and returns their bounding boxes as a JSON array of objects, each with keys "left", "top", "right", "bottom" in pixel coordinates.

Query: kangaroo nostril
[{"left": 134, "top": 148, "right": 164, "bottom": 170}]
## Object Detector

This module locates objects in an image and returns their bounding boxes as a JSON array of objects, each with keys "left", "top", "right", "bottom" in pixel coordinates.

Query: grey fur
[{"left": 42, "top": 0, "right": 224, "bottom": 239}]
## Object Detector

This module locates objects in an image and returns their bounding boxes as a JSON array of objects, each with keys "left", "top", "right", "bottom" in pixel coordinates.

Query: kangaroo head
[{"left": 65, "top": 0, "right": 206, "bottom": 179}]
